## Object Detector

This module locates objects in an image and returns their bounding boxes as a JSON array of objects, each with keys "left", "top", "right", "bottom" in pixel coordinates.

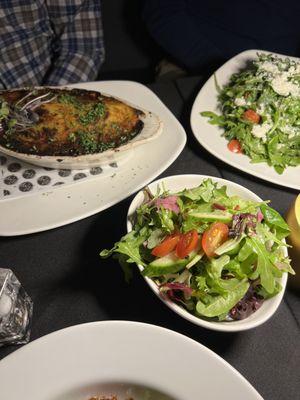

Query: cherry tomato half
[
  {"left": 227, "top": 139, "right": 242, "bottom": 154},
  {"left": 202, "top": 222, "right": 229, "bottom": 258},
  {"left": 151, "top": 233, "right": 181, "bottom": 257},
  {"left": 176, "top": 229, "right": 199, "bottom": 259},
  {"left": 243, "top": 109, "right": 261, "bottom": 124}
]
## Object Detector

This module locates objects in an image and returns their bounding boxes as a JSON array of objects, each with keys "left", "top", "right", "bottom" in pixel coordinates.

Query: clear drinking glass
[{"left": 0, "top": 268, "right": 33, "bottom": 346}]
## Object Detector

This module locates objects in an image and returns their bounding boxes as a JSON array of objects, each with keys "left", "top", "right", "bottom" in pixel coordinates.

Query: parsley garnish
[
  {"left": 79, "top": 102, "right": 106, "bottom": 125},
  {"left": 76, "top": 130, "right": 98, "bottom": 153},
  {"left": 58, "top": 94, "right": 81, "bottom": 107},
  {"left": 68, "top": 132, "right": 76, "bottom": 142},
  {"left": 0, "top": 100, "right": 10, "bottom": 121}
]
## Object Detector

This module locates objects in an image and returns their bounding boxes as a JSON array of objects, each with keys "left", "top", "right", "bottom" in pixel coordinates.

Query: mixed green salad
[
  {"left": 201, "top": 53, "right": 300, "bottom": 174},
  {"left": 100, "top": 179, "right": 294, "bottom": 322}
]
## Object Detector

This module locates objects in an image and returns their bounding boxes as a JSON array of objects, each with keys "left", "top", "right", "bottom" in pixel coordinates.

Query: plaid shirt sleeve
[
  {"left": 44, "top": 0, "right": 105, "bottom": 85},
  {"left": 0, "top": 0, "right": 52, "bottom": 89},
  {"left": 0, "top": 0, "right": 105, "bottom": 89}
]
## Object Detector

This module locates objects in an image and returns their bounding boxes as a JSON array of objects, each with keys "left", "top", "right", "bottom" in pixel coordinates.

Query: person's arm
[
  {"left": 44, "top": 0, "right": 105, "bottom": 85},
  {"left": 0, "top": 0, "right": 52, "bottom": 89},
  {"left": 143, "top": 0, "right": 222, "bottom": 71}
]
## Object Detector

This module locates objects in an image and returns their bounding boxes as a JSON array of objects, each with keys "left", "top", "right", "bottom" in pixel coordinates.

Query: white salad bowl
[{"left": 127, "top": 174, "right": 288, "bottom": 332}]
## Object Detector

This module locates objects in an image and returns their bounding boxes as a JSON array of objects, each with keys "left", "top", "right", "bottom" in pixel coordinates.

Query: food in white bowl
[
  {"left": 100, "top": 175, "right": 294, "bottom": 331},
  {"left": 0, "top": 87, "right": 162, "bottom": 169}
]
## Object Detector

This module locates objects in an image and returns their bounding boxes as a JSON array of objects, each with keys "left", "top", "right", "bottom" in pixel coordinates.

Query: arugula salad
[
  {"left": 201, "top": 53, "right": 300, "bottom": 174},
  {"left": 100, "top": 179, "right": 294, "bottom": 322}
]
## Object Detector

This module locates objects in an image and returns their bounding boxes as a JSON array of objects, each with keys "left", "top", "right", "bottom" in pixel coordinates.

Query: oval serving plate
[
  {"left": 0, "top": 87, "right": 163, "bottom": 169},
  {"left": 127, "top": 174, "right": 288, "bottom": 332}
]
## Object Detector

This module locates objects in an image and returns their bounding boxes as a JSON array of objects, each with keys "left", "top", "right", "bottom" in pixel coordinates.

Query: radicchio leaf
[
  {"left": 212, "top": 203, "right": 227, "bottom": 210},
  {"left": 155, "top": 195, "right": 180, "bottom": 213},
  {"left": 229, "top": 282, "right": 263, "bottom": 320},
  {"left": 229, "top": 213, "right": 257, "bottom": 238},
  {"left": 257, "top": 209, "right": 264, "bottom": 223},
  {"left": 159, "top": 282, "right": 193, "bottom": 303}
]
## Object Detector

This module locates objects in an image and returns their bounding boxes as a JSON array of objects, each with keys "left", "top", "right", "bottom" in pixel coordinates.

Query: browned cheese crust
[{"left": 0, "top": 88, "right": 145, "bottom": 156}]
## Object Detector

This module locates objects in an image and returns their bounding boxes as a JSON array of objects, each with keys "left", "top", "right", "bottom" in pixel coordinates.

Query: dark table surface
[{"left": 0, "top": 77, "right": 299, "bottom": 400}]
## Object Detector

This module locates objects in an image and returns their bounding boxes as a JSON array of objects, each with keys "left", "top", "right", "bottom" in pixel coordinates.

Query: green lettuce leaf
[
  {"left": 155, "top": 208, "right": 175, "bottom": 233},
  {"left": 100, "top": 228, "right": 149, "bottom": 267},
  {"left": 196, "top": 279, "right": 249, "bottom": 318},
  {"left": 247, "top": 237, "right": 276, "bottom": 294},
  {"left": 260, "top": 204, "right": 290, "bottom": 234},
  {"left": 179, "top": 179, "right": 216, "bottom": 202}
]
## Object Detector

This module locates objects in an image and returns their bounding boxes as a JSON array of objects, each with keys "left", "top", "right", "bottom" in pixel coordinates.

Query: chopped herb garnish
[
  {"left": 76, "top": 130, "right": 98, "bottom": 153},
  {"left": 0, "top": 100, "right": 10, "bottom": 121},
  {"left": 111, "top": 122, "right": 121, "bottom": 131},
  {"left": 79, "top": 102, "right": 106, "bottom": 125},
  {"left": 68, "top": 132, "right": 76, "bottom": 142},
  {"left": 58, "top": 94, "right": 81, "bottom": 107},
  {"left": 7, "top": 118, "right": 17, "bottom": 129},
  {"left": 98, "top": 142, "right": 116, "bottom": 152}
]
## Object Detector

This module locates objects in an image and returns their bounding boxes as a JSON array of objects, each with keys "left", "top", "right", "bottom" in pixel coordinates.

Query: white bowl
[
  {"left": 127, "top": 174, "right": 288, "bottom": 332},
  {"left": 0, "top": 87, "right": 163, "bottom": 169},
  {"left": 0, "top": 321, "right": 263, "bottom": 399}
]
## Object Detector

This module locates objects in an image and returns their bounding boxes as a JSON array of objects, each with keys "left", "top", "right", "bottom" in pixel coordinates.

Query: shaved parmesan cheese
[{"left": 234, "top": 97, "right": 247, "bottom": 107}]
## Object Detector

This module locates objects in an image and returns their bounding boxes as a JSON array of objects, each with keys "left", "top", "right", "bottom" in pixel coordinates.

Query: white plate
[
  {"left": 0, "top": 81, "right": 186, "bottom": 236},
  {"left": 191, "top": 49, "right": 300, "bottom": 190},
  {"left": 0, "top": 321, "right": 263, "bottom": 400},
  {"left": 127, "top": 174, "right": 287, "bottom": 332}
]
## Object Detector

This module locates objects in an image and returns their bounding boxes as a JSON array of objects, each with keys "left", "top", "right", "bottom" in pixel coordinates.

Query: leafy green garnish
[
  {"left": 0, "top": 100, "right": 9, "bottom": 120},
  {"left": 260, "top": 204, "right": 290, "bottom": 232},
  {"left": 100, "top": 228, "right": 149, "bottom": 268},
  {"left": 75, "top": 131, "right": 98, "bottom": 153},
  {"left": 79, "top": 102, "right": 106, "bottom": 125},
  {"left": 59, "top": 94, "right": 106, "bottom": 126},
  {"left": 58, "top": 94, "right": 81, "bottom": 107},
  {"left": 196, "top": 280, "right": 249, "bottom": 319}
]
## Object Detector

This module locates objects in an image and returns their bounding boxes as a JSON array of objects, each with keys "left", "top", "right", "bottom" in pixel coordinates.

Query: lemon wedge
[
  {"left": 286, "top": 195, "right": 300, "bottom": 286},
  {"left": 286, "top": 194, "right": 300, "bottom": 247},
  {"left": 295, "top": 195, "right": 300, "bottom": 226}
]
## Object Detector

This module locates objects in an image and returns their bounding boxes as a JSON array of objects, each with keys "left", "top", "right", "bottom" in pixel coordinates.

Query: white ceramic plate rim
[
  {"left": 190, "top": 49, "right": 300, "bottom": 190},
  {"left": 127, "top": 174, "right": 287, "bottom": 332},
  {"left": 0, "top": 81, "right": 186, "bottom": 236},
  {"left": 0, "top": 320, "right": 263, "bottom": 400}
]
